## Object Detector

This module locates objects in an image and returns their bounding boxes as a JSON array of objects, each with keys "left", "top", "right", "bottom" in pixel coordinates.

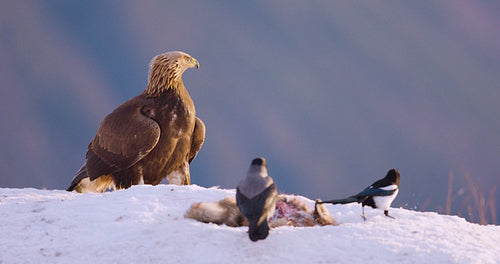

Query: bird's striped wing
[{"left": 86, "top": 103, "right": 160, "bottom": 180}]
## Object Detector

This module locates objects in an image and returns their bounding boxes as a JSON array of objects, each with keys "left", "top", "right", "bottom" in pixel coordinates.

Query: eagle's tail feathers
[{"left": 67, "top": 164, "right": 114, "bottom": 193}]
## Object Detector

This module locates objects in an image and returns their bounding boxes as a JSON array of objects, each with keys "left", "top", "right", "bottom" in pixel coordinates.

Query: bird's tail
[
  {"left": 67, "top": 164, "right": 114, "bottom": 193},
  {"left": 317, "top": 197, "right": 359, "bottom": 205},
  {"left": 67, "top": 164, "right": 88, "bottom": 192},
  {"left": 248, "top": 218, "right": 270, "bottom": 242}
]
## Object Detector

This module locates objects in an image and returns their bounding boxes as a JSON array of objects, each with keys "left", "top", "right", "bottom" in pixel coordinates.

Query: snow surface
[{"left": 1, "top": 185, "right": 499, "bottom": 264}]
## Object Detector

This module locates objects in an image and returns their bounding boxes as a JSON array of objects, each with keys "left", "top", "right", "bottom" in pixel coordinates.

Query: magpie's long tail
[{"left": 317, "top": 197, "right": 359, "bottom": 205}]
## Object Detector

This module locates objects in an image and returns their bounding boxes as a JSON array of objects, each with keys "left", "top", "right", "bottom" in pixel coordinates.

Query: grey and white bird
[{"left": 236, "top": 157, "right": 278, "bottom": 241}]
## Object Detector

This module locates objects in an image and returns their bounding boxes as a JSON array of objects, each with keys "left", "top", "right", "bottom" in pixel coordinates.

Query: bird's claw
[{"left": 384, "top": 210, "right": 395, "bottom": 219}]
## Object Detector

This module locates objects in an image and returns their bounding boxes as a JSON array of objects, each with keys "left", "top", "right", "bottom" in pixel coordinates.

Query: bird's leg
[
  {"left": 384, "top": 210, "right": 395, "bottom": 219},
  {"left": 183, "top": 166, "right": 191, "bottom": 185},
  {"left": 361, "top": 206, "right": 367, "bottom": 221},
  {"left": 167, "top": 162, "right": 191, "bottom": 185}
]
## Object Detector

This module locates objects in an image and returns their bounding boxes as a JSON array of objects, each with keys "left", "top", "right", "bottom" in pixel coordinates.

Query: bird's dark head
[
  {"left": 251, "top": 157, "right": 267, "bottom": 167},
  {"left": 145, "top": 51, "right": 199, "bottom": 96},
  {"left": 248, "top": 157, "right": 268, "bottom": 175},
  {"left": 385, "top": 169, "right": 400, "bottom": 185}
]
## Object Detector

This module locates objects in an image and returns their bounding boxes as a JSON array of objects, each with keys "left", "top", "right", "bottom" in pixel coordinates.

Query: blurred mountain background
[{"left": 0, "top": 1, "right": 499, "bottom": 224}]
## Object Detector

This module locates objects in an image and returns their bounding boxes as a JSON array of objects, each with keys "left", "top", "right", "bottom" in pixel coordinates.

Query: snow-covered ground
[{"left": 0, "top": 185, "right": 499, "bottom": 264}]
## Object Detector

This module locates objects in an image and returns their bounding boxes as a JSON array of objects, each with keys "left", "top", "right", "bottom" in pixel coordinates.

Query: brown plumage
[{"left": 68, "top": 51, "right": 205, "bottom": 193}]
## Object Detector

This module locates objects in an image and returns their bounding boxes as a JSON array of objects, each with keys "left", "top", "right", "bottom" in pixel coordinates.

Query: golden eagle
[{"left": 68, "top": 51, "right": 205, "bottom": 192}]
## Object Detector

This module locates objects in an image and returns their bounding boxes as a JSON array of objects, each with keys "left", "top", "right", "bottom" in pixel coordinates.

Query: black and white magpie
[
  {"left": 236, "top": 157, "right": 278, "bottom": 241},
  {"left": 317, "top": 169, "right": 400, "bottom": 220}
]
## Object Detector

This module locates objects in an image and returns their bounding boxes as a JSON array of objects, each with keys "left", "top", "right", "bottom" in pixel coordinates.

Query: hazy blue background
[{"left": 1, "top": 1, "right": 499, "bottom": 224}]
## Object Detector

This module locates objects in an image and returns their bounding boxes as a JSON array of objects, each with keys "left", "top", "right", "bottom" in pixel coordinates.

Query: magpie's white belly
[{"left": 373, "top": 189, "right": 399, "bottom": 211}]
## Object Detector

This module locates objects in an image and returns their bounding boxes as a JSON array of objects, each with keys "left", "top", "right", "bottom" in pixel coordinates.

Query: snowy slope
[{"left": 0, "top": 185, "right": 499, "bottom": 264}]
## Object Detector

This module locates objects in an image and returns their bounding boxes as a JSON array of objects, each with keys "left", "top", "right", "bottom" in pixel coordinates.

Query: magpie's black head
[
  {"left": 385, "top": 169, "right": 400, "bottom": 185},
  {"left": 251, "top": 157, "right": 267, "bottom": 168}
]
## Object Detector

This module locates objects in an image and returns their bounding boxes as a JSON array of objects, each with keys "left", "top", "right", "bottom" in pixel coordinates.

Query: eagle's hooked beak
[{"left": 190, "top": 58, "right": 200, "bottom": 69}]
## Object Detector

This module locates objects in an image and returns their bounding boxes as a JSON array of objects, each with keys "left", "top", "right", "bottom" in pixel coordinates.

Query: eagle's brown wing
[
  {"left": 85, "top": 103, "right": 160, "bottom": 180},
  {"left": 188, "top": 117, "right": 206, "bottom": 163}
]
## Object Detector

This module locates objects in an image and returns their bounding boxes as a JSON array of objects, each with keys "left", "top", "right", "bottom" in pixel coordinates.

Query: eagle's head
[{"left": 145, "top": 51, "right": 199, "bottom": 97}]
